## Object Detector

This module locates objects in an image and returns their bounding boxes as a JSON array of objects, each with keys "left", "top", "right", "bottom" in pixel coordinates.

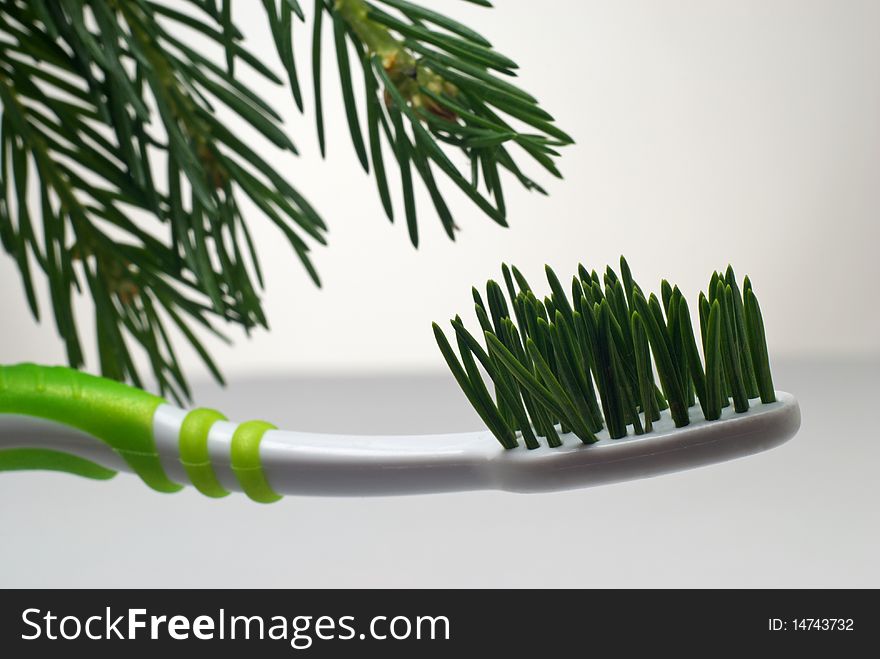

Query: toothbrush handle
[
  {"left": 0, "top": 363, "right": 282, "bottom": 502},
  {"left": 0, "top": 364, "right": 802, "bottom": 500},
  {"left": 0, "top": 447, "right": 118, "bottom": 481},
  {"left": 0, "top": 363, "right": 181, "bottom": 493}
]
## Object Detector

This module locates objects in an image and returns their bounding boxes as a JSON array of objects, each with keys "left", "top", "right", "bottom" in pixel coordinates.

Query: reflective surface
[{"left": 0, "top": 357, "right": 876, "bottom": 587}]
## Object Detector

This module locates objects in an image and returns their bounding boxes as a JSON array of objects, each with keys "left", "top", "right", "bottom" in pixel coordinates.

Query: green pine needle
[
  {"left": 435, "top": 258, "right": 779, "bottom": 449},
  {"left": 1, "top": 0, "right": 568, "bottom": 399}
]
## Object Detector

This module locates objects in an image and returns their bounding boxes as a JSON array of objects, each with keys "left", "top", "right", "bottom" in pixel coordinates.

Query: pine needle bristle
[{"left": 434, "top": 257, "right": 777, "bottom": 449}]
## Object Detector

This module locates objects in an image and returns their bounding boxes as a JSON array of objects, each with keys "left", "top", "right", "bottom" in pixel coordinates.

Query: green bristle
[
  {"left": 661, "top": 279, "right": 673, "bottom": 317},
  {"left": 531, "top": 401, "right": 561, "bottom": 444},
  {"left": 704, "top": 301, "right": 724, "bottom": 420},
  {"left": 451, "top": 312, "right": 519, "bottom": 430},
  {"left": 595, "top": 301, "right": 628, "bottom": 438},
  {"left": 698, "top": 291, "right": 711, "bottom": 352},
  {"left": 581, "top": 280, "right": 596, "bottom": 307},
  {"left": 545, "top": 265, "right": 574, "bottom": 323},
  {"left": 609, "top": 279, "right": 632, "bottom": 343},
  {"left": 666, "top": 287, "right": 684, "bottom": 393},
  {"left": 633, "top": 291, "right": 689, "bottom": 427},
  {"left": 588, "top": 303, "right": 614, "bottom": 429},
  {"left": 603, "top": 301, "right": 628, "bottom": 359},
  {"left": 526, "top": 338, "right": 596, "bottom": 443},
  {"left": 668, "top": 286, "right": 695, "bottom": 408},
  {"left": 708, "top": 280, "right": 732, "bottom": 405},
  {"left": 708, "top": 272, "right": 721, "bottom": 303},
  {"left": 528, "top": 291, "right": 548, "bottom": 322},
  {"left": 605, "top": 265, "right": 619, "bottom": 285},
  {"left": 718, "top": 282, "right": 750, "bottom": 413},
  {"left": 654, "top": 385, "right": 670, "bottom": 413},
  {"left": 534, "top": 317, "right": 555, "bottom": 368},
  {"left": 526, "top": 314, "right": 563, "bottom": 430},
  {"left": 511, "top": 294, "right": 531, "bottom": 343},
  {"left": 522, "top": 296, "right": 541, "bottom": 347},
  {"left": 536, "top": 319, "right": 565, "bottom": 422},
  {"left": 577, "top": 264, "right": 590, "bottom": 285},
  {"left": 455, "top": 326, "right": 516, "bottom": 444},
  {"left": 578, "top": 298, "right": 601, "bottom": 377},
  {"left": 646, "top": 294, "right": 675, "bottom": 398},
  {"left": 560, "top": 311, "right": 604, "bottom": 432},
  {"left": 460, "top": 310, "right": 512, "bottom": 427},
  {"left": 478, "top": 306, "right": 509, "bottom": 428},
  {"left": 677, "top": 289, "right": 697, "bottom": 407},
  {"left": 572, "top": 277, "right": 586, "bottom": 315},
  {"left": 586, "top": 303, "right": 613, "bottom": 403},
  {"left": 503, "top": 320, "right": 557, "bottom": 444},
  {"left": 603, "top": 272, "right": 615, "bottom": 295},
  {"left": 725, "top": 265, "right": 759, "bottom": 399},
  {"left": 619, "top": 255, "right": 636, "bottom": 310},
  {"left": 679, "top": 297, "right": 709, "bottom": 418},
  {"left": 640, "top": 353, "right": 663, "bottom": 421},
  {"left": 744, "top": 285, "right": 776, "bottom": 404},
  {"left": 646, "top": 293, "right": 665, "bottom": 330},
  {"left": 631, "top": 312, "right": 655, "bottom": 432},
  {"left": 437, "top": 259, "right": 777, "bottom": 449},
  {"left": 506, "top": 294, "right": 528, "bottom": 344},
  {"left": 487, "top": 331, "right": 546, "bottom": 400},
  {"left": 499, "top": 316, "right": 525, "bottom": 357},
  {"left": 472, "top": 286, "right": 486, "bottom": 311},
  {"left": 501, "top": 263, "right": 518, "bottom": 304},
  {"left": 614, "top": 344, "right": 644, "bottom": 435},
  {"left": 606, "top": 282, "right": 637, "bottom": 381},
  {"left": 543, "top": 296, "right": 557, "bottom": 324},
  {"left": 559, "top": 311, "right": 603, "bottom": 428},
  {"left": 474, "top": 303, "right": 495, "bottom": 337},
  {"left": 602, "top": 296, "right": 641, "bottom": 415},
  {"left": 433, "top": 323, "right": 517, "bottom": 448},
  {"left": 574, "top": 305, "right": 599, "bottom": 379},
  {"left": 486, "top": 333, "right": 566, "bottom": 445},
  {"left": 452, "top": 318, "right": 540, "bottom": 449},
  {"left": 548, "top": 315, "right": 600, "bottom": 440},
  {"left": 602, "top": 296, "right": 644, "bottom": 434},
  {"left": 486, "top": 279, "right": 509, "bottom": 336},
  {"left": 511, "top": 265, "right": 531, "bottom": 295}
]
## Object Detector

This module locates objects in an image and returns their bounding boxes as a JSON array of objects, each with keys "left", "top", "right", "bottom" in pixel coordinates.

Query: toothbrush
[{"left": 0, "top": 258, "right": 801, "bottom": 501}]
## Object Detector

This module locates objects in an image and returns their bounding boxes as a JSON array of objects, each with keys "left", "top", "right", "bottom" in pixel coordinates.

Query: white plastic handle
[{"left": 0, "top": 392, "right": 800, "bottom": 496}]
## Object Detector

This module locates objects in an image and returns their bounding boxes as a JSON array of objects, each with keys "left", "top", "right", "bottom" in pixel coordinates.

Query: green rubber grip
[
  {"left": 230, "top": 420, "right": 281, "bottom": 504},
  {"left": 0, "top": 448, "right": 117, "bottom": 480},
  {"left": 179, "top": 408, "right": 230, "bottom": 498},
  {"left": 0, "top": 363, "right": 180, "bottom": 493}
]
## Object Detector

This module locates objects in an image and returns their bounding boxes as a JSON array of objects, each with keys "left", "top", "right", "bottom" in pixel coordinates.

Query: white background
[{"left": 1, "top": 0, "right": 878, "bottom": 376}]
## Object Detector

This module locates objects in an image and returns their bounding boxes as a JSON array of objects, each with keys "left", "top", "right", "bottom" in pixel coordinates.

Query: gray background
[{"left": 1, "top": 357, "right": 877, "bottom": 587}]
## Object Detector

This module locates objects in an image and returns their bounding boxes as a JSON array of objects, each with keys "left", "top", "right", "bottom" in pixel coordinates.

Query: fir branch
[
  {"left": 0, "top": 0, "right": 570, "bottom": 396},
  {"left": 311, "top": 0, "right": 572, "bottom": 244}
]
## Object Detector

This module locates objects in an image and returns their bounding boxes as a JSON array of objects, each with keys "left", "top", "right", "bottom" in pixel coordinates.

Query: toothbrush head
[{"left": 434, "top": 256, "right": 781, "bottom": 450}]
